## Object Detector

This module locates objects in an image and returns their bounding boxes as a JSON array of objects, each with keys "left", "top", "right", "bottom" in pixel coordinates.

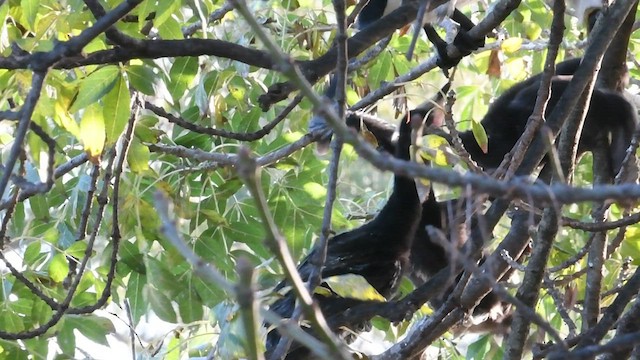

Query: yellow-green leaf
[
  {"left": 48, "top": 253, "right": 69, "bottom": 283},
  {"left": 303, "top": 182, "right": 326, "bottom": 200},
  {"left": 157, "top": 16, "right": 182, "bottom": 40},
  {"left": 501, "top": 37, "right": 523, "bottom": 54},
  {"left": 423, "top": 134, "right": 451, "bottom": 166},
  {"left": 52, "top": 82, "right": 81, "bottom": 137},
  {"left": 20, "top": 0, "right": 38, "bottom": 31},
  {"left": 154, "top": 0, "right": 181, "bottom": 28},
  {"left": 80, "top": 104, "right": 106, "bottom": 162},
  {"left": 324, "top": 274, "right": 386, "bottom": 301},
  {"left": 214, "top": 94, "right": 228, "bottom": 125},
  {"left": 168, "top": 56, "right": 198, "bottom": 101},
  {"left": 66, "top": 241, "right": 88, "bottom": 259},
  {"left": 471, "top": 121, "right": 489, "bottom": 154},
  {"left": 127, "top": 138, "right": 150, "bottom": 173},
  {"left": 126, "top": 65, "right": 155, "bottom": 95},
  {"left": 200, "top": 209, "right": 228, "bottom": 225},
  {"left": 228, "top": 84, "right": 245, "bottom": 101},
  {"left": 524, "top": 22, "right": 542, "bottom": 40},
  {"left": 138, "top": 0, "right": 154, "bottom": 30},
  {"left": 69, "top": 66, "right": 119, "bottom": 113},
  {"left": 103, "top": 74, "right": 131, "bottom": 144}
]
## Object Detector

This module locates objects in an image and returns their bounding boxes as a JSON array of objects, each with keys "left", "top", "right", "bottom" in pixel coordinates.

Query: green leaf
[
  {"left": 157, "top": 16, "right": 182, "bottom": 40},
  {"left": 126, "top": 272, "right": 147, "bottom": 325},
  {"left": 126, "top": 65, "right": 156, "bottom": 95},
  {"left": 31, "top": 298, "right": 53, "bottom": 327},
  {"left": 0, "top": 277, "right": 12, "bottom": 301},
  {"left": 154, "top": 0, "right": 180, "bottom": 28},
  {"left": 193, "top": 276, "right": 226, "bottom": 307},
  {"left": 56, "top": 222, "right": 76, "bottom": 249},
  {"left": 58, "top": 319, "right": 76, "bottom": 355},
  {"left": 467, "top": 335, "right": 490, "bottom": 360},
  {"left": 177, "top": 289, "right": 204, "bottom": 323},
  {"left": 28, "top": 195, "right": 49, "bottom": 220},
  {"left": 69, "top": 66, "right": 119, "bottom": 113},
  {"left": 103, "top": 73, "right": 131, "bottom": 144},
  {"left": 23, "top": 338, "right": 48, "bottom": 360},
  {"left": 127, "top": 138, "right": 150, "bottom": 173},
  {"left": 9, "top": 299, "right": 33, "bottom": 317},
  {"left": 168, "top": 57, "right": 198, "bottom": 101},
  {"left": 137, "top": 0, "right": 154, "bottom": 30},
  {"left": 120, "top": 240, "right": 146, "bottom": 274},
  {"left": 20, "top": 0, "right": 38, "bottom": 31},
  {"left": 146, "top": 286, "right": 178, "bottom": 323},
  {"left": 302, "top": 182, "right": 326, "bottom": 200},
  {"left": 48, "top": 253, "right": 69, "bottom": 283},
  {"left": 146, "top": 258, "right": 182, "bottom": 297},
  {"left": 0, "top": 309, "right": 24, "bottom": 332},
  {"left": 65, "top": 315, "right": 114, "bottom": 346},
  {"left": 0, "top": 340, "right": 29, "bottom": 360},
  {"left": 75, "top": 270, "right": 96, "bottom": 295},
  {"left": 471, "top": 121, "right": 489, "bottom": 154},
  {"left": 23, "top": 241, "right": 42, "bottom": 267},
  {"left": 65, "top": 241, "right": 88, "bottom": 259},
  {"left": 70, "top": 290, "right": 97, "bottom": 308},
  {"left": 367, "top": 51, "right": 393, "bottom": 89},
  {"left": 134, "top": 115, "right": 162, "bottom": 143},
  {"left": 80, "top": 103, "right": 106, "bottom": 160},
  {"left": 10, "top": 202, "right": 25, "bottom": 236}
]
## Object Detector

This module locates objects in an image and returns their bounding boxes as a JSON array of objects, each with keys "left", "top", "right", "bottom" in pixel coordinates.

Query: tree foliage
[{"left": 0, "top": 0, "right": 639, "bottom": 358}]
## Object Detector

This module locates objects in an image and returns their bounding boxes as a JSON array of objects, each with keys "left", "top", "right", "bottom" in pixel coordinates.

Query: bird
[{"left": 266, "top": 112, "right": 422, "bottom": 358}]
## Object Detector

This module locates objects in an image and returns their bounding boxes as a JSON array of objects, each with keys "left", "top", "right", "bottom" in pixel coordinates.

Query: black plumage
[
  {"left": 407, "top": 190, "right": 510, "bottom": 326},
  {"left": 406, "top": 188, "right": 448, "bottom": 285},
  {"left": 335, "top": 57, "right": 638, "bottom": 330},
  {"left": 266, "top": 116, "right": 421, "bottom": 357},
  {"left": 343, "top": 110, "right": 512, "bottom": 331},
  {"left": 408, "top": 58, "right": 637, "bottom": 177}
]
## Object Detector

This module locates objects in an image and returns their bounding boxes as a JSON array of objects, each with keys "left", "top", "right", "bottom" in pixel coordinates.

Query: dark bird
[
  {"left": 407, "top": 58, "right": 638, "bottom": 178},
  {"left": 337, "top": 56, "right": 638, "bottom": 332},
  {"left": 266, "top": 114, "right": 421, "bottom": 358}
]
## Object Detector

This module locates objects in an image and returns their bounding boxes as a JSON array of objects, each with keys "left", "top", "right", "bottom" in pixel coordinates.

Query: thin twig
[
  {"left": 233, "top": 146, "right": 348, "bottom": 359},
  {"left": 236, "top": 258, "right": 264, "bottom": 360},
  {"left": 154, "top": 191, "right": 335, "bottom": 359}
]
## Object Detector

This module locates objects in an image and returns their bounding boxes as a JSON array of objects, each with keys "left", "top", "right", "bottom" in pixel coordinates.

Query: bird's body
[
  {"left": 357, "top": 0, "right": 470, "bottom": 29},
  {"left": 266, "top": 116, "right": 421, "bottom": 357},
  {"left": 457, "top": 60, "right": 637, "bottom": 177}
]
